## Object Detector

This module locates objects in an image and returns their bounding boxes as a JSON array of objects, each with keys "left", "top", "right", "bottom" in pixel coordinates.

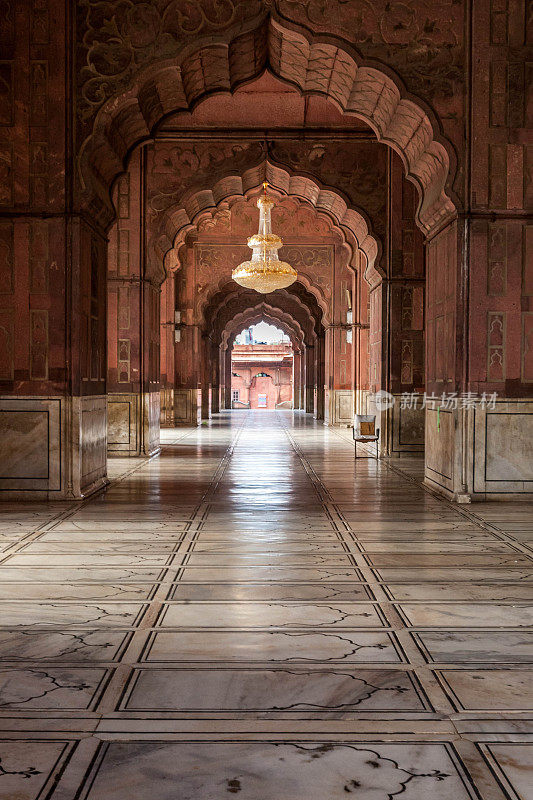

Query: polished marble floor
[{"left": 0, "top": 411, "right": 532, "bottom": 799}]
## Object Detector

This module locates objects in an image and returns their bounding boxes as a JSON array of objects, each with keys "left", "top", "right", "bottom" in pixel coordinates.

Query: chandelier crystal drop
[{"left": 232, "top": 183, "right": 297, "bottom": 294}]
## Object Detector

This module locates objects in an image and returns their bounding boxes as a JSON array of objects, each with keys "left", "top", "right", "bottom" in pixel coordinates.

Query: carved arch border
[
  {"left": 82, "top": 15, "right": 456, "bottom": 235},
  {"left": 152, "top": 161, "right": 377, "bottom": 294},
  {"left": 221, "top": 304, "right": 307, "bottom": 352},
  {"left": 202, "top": 279, "right": 323, "bottom": 340}
]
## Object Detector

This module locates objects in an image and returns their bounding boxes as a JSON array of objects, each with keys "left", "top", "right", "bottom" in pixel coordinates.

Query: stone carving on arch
[
  {"left": 80, "top": 15, "right": 456, "bottom": 235},
  {"left": 221, "top": 304, "right": 307, "bottom": 351},
  {"left": 202, "top": 280, "right": 322, "bottom": 342},
  {"left": 151, "top": 162, "right": 378, "bottom": 298},
  {"left": 181, "top": 254, "right": 329, "bottom": 331}
]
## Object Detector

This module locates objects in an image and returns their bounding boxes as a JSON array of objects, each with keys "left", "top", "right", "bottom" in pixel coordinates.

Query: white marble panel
[
  {"left": 480, "top": 743, "right": 533, "bottom": 800},
  {"left": 120, "top": 667, "right": 429, "bottom": 714},
  {"left": 0, "top": 396, "right": 61, "bottom": 492},
  {"left": 0, "top": 629, "right": 131, "bottom": 661},
  {"left": 75, "top": 741, "right": 478, "bottom": 800},
  {"left": 412, "top": 631, "right": 533, "bottom": 663},
  {"left": 436, "top": 669, "right": 533, "bottom": 711},
  {"left": 176, "top": 566, "right": 363, "bottom": 582},
  {"left": 386, "top": 583, "right": 533, "bottom": 601},
  {"left": 168, "top": 583, "right": 373, "bottom": 601},
  {"left": 0, "top": 601, "right": 146, "bottom": 627},
  {"left": 473, "top": 401, "right": 533, "bottom": 495},
  {"left": 0, "top": 740, "right": 71, "bottom": 799},
  {"left": 0, "top": 667, "right": 108, "bottom": 710},
  {"left": 142, "top": 630, "right": 403, "bottom": 663},
  {"left": 107, "top": 394, "right": 138, "bottom": 454},
  {"left": 183, "top": 552, "right": 353, "bottom": 566},
  {"left": 396, "top": 602, "right": 533, "bottom": 628},
  {"left": 158, "top": 601, "right": 385, "bottom": 628}
]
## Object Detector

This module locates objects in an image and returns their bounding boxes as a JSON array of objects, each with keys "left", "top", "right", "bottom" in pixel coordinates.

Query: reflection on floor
[{"left": 0, "top": 411, "right": 531, "bottom": 799}]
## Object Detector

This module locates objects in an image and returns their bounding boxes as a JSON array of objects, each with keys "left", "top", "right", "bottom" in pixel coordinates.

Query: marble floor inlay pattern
[{"left": 0, "top": 412, "right": 531, "bottom": 799}]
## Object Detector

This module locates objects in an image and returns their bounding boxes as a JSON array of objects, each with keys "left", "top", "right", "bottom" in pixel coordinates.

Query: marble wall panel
[
  {"left": 160, "top": 387, "right": 175, "bottom": 426},
  {"left": 0, "top": 740, "right": 73, "bottom": 800},
  {"left": 425, "top": 407, "right": 454, "bottom": 487},
  {"left": 327, "top": 389, "right": 353, "bottom": 426},
  {"left": 108, "top": 392, "right": 160, "bottom": 456},
  {"left": 144, "top": 391, "right": 161, "bottom": 456},
  {"left": 79, "top": 395, "right": 107, "bottom": 492},
  {"left": 391, "top": 397, "right": 425, "bottom": 456},
  {"left": 479, "top": 743, "right": 533, "bottom": 800},
  {"left": 0, "top": 396, "right": 61, "bottom": 493},
  {"left": 472, "top": 400, "right": 533, "bottom": 496},
  {"left": 0, "top": 395, "right": 108, "bottom": 498},
  {"left": 174, "top": 388, "right": 201, "bottom": 426},
  {"left": 107, "top": 393, "right": 139, "bottom": 455}
]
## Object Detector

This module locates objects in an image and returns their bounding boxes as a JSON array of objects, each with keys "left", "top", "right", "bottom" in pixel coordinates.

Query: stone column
[
  {"left": 211, "top": 344, "right": 220, "bottom": 414},
  {"left": 316, "top": 333, "right": 326, "bottom": 421},
  {"left": 293, "top": 350, "right": 302, "bottom": 409},
  {"left": 107, "top": 151, "right": 161, "bottom": 458},
  {"left": 324, "top": 324, "right": 355, "bottom": 426},
  {"left": 219, "top": 345, "right": 232, "bottom": 410},
  {"left": 384, "top": 154, "right": 426, "bottom": 456},
  {"left": 424, "top": 2, "right": 533, "bottom": 501},
  {"left": 355, "top": 250, "right": 371, "bottom": 416},
  {"left": 304, "top": 345, "right": 315, "bottom": 413},
  {"left": 174, "top": 324, "right": 202, "bottom": 425},
  {"left": 201, "top": 337, "right": 211, "bottom": 420},
  {"left": 160, "top": 274, "right": 176, "bottom": 427},
  {"left": 0, "top": 4, "right": 108, "bottom": 498}
]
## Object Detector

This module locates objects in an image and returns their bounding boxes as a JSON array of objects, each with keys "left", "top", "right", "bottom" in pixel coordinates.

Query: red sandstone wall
[
  {"left": 249, "top": 376, "right": 278, "bottom": 410},
  {"left": 389, "top": 155, "right": 426, "bottom": 394},
  {"left": 0, "top": 2, "right": 108, "bottom": 399},
  {"left": 469, "top": 220, "right": 533, "bottom": 395},
  {"left": 107, "top": 152, "right": 143, "bottom": 394},
  {"left": 107, "top": 150, "right": 161, "bottom": 402},
  {"left": 426, "top": 223, "right": 458, "bottom": 395},
  {"left": 231, "top": 346, "right": 293, "bottom": 409},
  {"left": 466, "top": 1, "right": 533, "bottom": 399}
]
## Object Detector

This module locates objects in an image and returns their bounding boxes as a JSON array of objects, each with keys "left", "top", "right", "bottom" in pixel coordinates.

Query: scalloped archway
[
  {"left": 219, "top": 302, "right": 315, "bottom": 412},
  {"left": 152, "top": 162, "right": 378, "bottom": 287},
  {"left": 222, "top": 305, "right": 306, "bottom": 352},
  {"left": 202, "top": 279, "right": 324, "bottom": 343},
  {"left": 83, "top": 15, "right": 456, "bottom": 235}
]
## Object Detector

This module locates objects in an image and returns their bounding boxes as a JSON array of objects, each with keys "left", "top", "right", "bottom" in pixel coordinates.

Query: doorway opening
[{"left": 231, "top": 323, "right": 293, "bottom": 410}]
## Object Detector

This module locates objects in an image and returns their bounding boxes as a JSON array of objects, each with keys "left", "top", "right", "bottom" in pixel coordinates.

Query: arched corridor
[
  {"left": 1, "top": 411, "right": 531, "bottom": 797},
  {"left": 0, "top": 1, "right": 531, "bottom": 795}
]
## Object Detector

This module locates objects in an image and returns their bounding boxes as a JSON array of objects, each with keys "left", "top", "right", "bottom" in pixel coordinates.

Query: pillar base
[
  {"left": 160, "top": 388, "right": 175, "bottom": 427},
  {"left": 174, "top": 389, "right": 202, "bottom": 426},
  {"left": 107, "top": 392, "right": 160, "bottom": 457},
  {"left": 324, "top": 389, "right": 354, "bottom": 426},
  {"left": 0, "top": 395, "right": 107, "bottom": 500},
  {"left": 389, "top": 395, "right": 424, "bottom": 456},
  {"left": 425, "top": 399, "right": 533, "bottom": 502}
]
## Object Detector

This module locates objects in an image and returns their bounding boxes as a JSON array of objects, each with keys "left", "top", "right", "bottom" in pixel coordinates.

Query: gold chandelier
[{"left": 232, "top": 183, "right": 297, "bottom": 294}]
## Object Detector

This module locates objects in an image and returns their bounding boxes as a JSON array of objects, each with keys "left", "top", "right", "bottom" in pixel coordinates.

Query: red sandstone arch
[
  {"left": 222, "top": 305, "right": 307, "bottom": 352},
  {"left": 202, "top": 280, "right": 322, "bottom": 343},
  {"left": 218, "top": 302, "right": 318, "bottom": 413},
  {"left": 152, "top": 162, "right": 378, "bottom": 286},
  {"left": 82, "top": 16, "right": 456, "bottom": 235}
]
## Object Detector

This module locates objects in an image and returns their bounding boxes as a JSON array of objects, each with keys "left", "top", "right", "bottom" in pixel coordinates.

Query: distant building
[{"left": 231, "top": 343, "right": 293, "bottom": 410}]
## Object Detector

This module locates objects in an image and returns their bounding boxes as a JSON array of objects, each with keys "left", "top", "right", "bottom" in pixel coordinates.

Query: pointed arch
[
  {"left": 151, "top": 161, "right": 378, "bottom": 288},
  {"left": 81, "top": 16, "right": 456, "bottom": 235}
]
